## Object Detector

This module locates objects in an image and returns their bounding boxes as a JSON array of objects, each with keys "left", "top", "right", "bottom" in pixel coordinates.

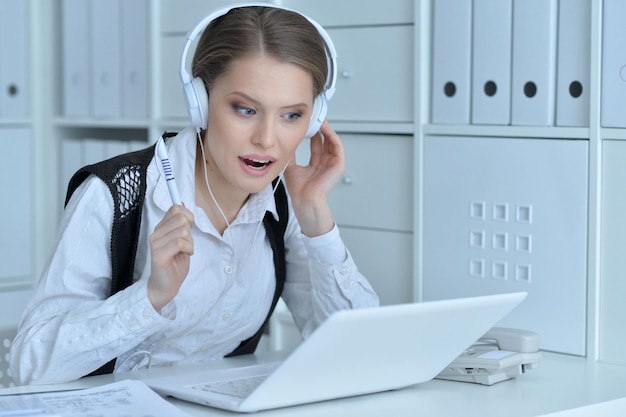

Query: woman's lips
[{"left": 238, "top": 156, "right": 275, "bottom": 176}]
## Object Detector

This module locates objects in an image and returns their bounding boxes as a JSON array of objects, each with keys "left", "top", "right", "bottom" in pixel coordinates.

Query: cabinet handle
[
  {"left": 342, "top": 175, "right": 354, "bottom": 185},
  {"left": 340, "top": 70, "right": 353, "bottom": 79}
]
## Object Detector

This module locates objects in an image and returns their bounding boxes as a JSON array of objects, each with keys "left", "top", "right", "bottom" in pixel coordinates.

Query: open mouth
[{"left": 239, "top": 157, "right": 274, "bottom": 170}]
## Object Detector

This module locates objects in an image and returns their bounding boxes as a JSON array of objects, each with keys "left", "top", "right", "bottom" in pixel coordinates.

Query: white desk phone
[{"left": 436, "top": 327, "right": 542, "bottom": 385}]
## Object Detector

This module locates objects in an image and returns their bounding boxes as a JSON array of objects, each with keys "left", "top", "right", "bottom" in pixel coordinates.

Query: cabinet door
[
  {"left": 341, "top": 228, "right": 413, "bottom": 306},
  {"left": 0, "top": 128, "right": 32, "bottom": 284},
  {"left": 326, "top": 25, "right": 413, "bottom": 124},
  {"left": 296, "top": 133, "right": 413, "bottom": 232},
  {"left": 422, "top": 136, "right": 588, "bottom": 356},
  {"left": 599, "top": 140, "right": 626, "bottom": 365}
]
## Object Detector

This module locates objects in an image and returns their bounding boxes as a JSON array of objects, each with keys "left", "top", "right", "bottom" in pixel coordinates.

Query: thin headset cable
[
  {"left": 197, "top": 129, "right": 289, "bottom": 266},
  {"left": 196, "top": 129, "right": 244, "bottom": 271},
  {"left": 196, "top": 129, "right": 232, "bottom": 231}
]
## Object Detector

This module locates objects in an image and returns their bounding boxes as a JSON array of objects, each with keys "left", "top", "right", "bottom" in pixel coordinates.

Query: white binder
[
  {"left": 62, "top": 0, "right": 90, "bottom": 117},
  {"left": 471, "top": 0, "right": 512, "bottom": 125},
  {"left": 601, "top": 0, "right": 626, "bottom": 128},
  {"left": 511, "top": 0, "right": 557, "bottom": 126},
  {"left": 121, "top": 0, "right": 149, "bottom": 119},
  {"left": 90, "top": 0, "right": 121, "bottom": 118},
  {"left": 556, "top": 0, "right": 590, "bottom": 127},
  {"left": 0, "top": 0, "right": 28, "bottom": 119},
  {"left": 431, "top": 0, "right": 472, "bottom": 124}
]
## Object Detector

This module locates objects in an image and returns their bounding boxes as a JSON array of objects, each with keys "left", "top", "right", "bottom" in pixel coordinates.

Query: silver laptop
[{"left": 145, "top": 292, "right": 527, "bottom": 412}]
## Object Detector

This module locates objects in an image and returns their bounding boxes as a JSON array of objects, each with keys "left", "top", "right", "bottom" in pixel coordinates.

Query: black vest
[{"left": 65, "top": 136, "right": 288, "bottom": 376}]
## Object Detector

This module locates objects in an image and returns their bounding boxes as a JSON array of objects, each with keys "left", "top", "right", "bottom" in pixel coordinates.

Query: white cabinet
[
  {"left": 268, "top": 0, "right": 415, "bottom": 347},
  {"left": 416, "top": 0, "right": 626, "bottom": 361},
  {"left": 297, "top": 133, "right": 414, "bottom": 305},
  {"left": 422, "top": 136, "right": 588, "bottom": 355},
  {"left": 326, "top": 26, "right": 413, "bottom": 124},
  {"left": 329, "top": 134, "right": 413, "bottom": 232},
  {"left": 289, "top": 1, "right": 415, "bottom": 309}
]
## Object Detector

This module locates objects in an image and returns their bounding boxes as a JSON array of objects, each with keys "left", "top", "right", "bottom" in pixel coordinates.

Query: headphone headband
[{"left": 179, "top": 2, "right": 337, "bottom": 137}]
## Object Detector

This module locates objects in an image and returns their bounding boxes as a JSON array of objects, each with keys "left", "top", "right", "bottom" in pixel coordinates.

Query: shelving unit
[
  {"left": 4, "top": 0, "right": 626, "bottom": 365},
  {"left": 413, "top": 0, "right": 626, "bottom": 363}
]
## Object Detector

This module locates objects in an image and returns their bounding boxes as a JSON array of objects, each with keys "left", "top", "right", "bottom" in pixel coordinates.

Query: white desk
[{"left": 2, "top": 352, "right": 626, "bottom": 416}]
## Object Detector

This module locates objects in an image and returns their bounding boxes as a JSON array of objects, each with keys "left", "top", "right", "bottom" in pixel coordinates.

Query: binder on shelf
[
  {"left": 62, "top": 0, "right": 90, "bottom": 117},
  {"left": 471, "top": 0, "right": 512, "bottom": 125},
  {"left": 121, "top": 0, "right": 149, "bottom": 119},
  {"left": 0, "top": 0, "right": 28, "bottom": 119},
  {"left": 90, "top": 0, "right": 122, "bottom": 118},
  {"left": 510, "top": 0, "right": 557, "bottom": 126},
  {"left": 601, "top": 0, "right": 626, "bottom": 128},
  {"left": 556, "top": 0, "right": 590, "bottom": 127},
  {"left": 430, "top": 0, "right": 472, "bottom": 124}
]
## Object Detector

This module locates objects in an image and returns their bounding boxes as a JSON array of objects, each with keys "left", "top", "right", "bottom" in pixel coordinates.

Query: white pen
[{"left": 156, "top": 136, "right": 182, "bottom": 205}]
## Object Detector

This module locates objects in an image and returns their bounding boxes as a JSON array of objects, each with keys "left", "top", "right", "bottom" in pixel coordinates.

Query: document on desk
[{"left": 0, "top": 380, "right": 192, "bottom": 417}]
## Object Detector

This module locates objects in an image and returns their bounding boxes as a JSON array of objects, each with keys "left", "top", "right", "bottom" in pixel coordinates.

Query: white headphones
[{"left": 179, "top": 2, "right": 337, "bottom": 138}]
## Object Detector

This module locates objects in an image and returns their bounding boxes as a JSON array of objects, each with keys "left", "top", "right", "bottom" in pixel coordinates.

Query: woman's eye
[
  {"left": 234, "top": 104, "right": 255, "bottom": 116},
  {"left": 285, "top": 112, "right": 303, "bottom": 121}
]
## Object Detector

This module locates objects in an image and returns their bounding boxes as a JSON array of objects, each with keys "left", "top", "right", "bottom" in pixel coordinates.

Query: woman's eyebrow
[{"left": 228, "top": 91, "right": 310, "bottom": 110}]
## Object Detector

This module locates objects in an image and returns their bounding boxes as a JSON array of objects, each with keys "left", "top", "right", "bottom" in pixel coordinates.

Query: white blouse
[{"left": 10, "top": 127, "right": 379, "bottom": 385}]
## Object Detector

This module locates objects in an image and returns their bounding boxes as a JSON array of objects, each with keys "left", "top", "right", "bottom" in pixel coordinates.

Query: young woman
[{"left": 10, "top": 4, "right": 378, "bottom": 385}]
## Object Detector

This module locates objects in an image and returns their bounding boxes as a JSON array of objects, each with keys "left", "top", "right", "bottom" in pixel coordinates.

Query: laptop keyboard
[{"left": 190, "top": 375, "right": 269, "bottom": 398}]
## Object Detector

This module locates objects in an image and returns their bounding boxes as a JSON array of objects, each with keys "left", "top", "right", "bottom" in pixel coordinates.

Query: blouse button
[
  {"left": 224, "top": 265, "right": 234, "bottom": 275},
  {"left": 222, "top": 312, "right": 231, "bottom": 321}
]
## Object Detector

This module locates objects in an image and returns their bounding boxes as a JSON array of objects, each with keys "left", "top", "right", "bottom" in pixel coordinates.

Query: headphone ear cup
[
  {"left": 183, "top": 76, "right": 209, "bottom": 130},
  {"left": 305, "top": 95, "right": 327, "bottom": 138}
]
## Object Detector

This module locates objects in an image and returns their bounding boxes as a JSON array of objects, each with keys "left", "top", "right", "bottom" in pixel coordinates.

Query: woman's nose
[{"left": 252, "top": 117, "right": 276, "bottom": 148}]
